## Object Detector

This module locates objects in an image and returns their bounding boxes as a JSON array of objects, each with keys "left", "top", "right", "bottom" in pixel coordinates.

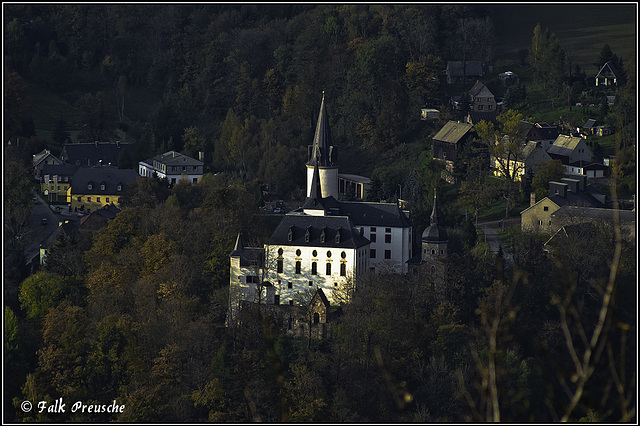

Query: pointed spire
[
  {"left": 307, "top": 91, "right": 337, "bottom": 167},
  {"left": 230, "top": 233, "right": 244, "bottom": 257},
  {"left": 430, "top": 190, "right": 439, "bottom": 226}
]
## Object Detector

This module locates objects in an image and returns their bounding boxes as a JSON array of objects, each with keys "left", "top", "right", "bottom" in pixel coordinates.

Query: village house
[
  {"left": 138, "top": 150, "right": 205, "bottom": 184},
  {"left": 518, "top": 121, "right": 559, "bottom": 151},
  {"left": 40, "top": 164, "right": 80, "bottom": 204},
  {"left": 60, "top": 141, "right": 133, "bottom": 168},
  {"left": 32, "top": 149, "right": 62, "bottom": 178},
  {"left": 595, "top": 61, "right": 621, "bottom": 87},
  {"left": 446, "top": 61, "right": 493, "bottom": 85},
  {"left": 521, "top": 176, "right": 608, "bottom": 234},
  {"left": 68, "top": 166, "right": 138, "bottom": 213},
  {"left": 491, "top": 140, "right": 553, "bottom": 182}
]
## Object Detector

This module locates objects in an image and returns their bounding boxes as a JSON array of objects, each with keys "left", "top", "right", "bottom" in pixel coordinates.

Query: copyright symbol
[{"left": 21, "top": 401, "right": 32, "bottom": 412}]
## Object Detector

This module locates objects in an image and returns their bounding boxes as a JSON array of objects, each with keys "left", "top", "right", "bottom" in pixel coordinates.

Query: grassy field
[{"left": 492, "top": 4, "right": 636, "bottom": 76}]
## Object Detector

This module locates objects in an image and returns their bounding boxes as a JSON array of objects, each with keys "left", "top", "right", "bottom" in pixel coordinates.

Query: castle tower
[{"left": 306, "top": 92, "right": 339, "bottom": 199}]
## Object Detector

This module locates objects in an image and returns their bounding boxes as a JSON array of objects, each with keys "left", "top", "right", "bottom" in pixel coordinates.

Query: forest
[{"left": 3, "top": 4, "right": 637, "bottom": 423}]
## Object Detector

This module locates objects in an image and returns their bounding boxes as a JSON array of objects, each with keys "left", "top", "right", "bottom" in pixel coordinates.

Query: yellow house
[
  {"left": 69, "top": 166, "right": 138, "bottom": 213},
  {"left": 40, "top": 164, "right": 79, "bottom": 204},
  {"left": 521, "top": 177, "right": 606, "bottom": 234}
]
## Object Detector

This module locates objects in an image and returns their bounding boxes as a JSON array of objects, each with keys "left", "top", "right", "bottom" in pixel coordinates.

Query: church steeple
[
  {"left": 307, "top": 91, "right": 338, "bottom": 168},
  {"left": 306, "top": 92, "right": 339, "bottom": 199}
]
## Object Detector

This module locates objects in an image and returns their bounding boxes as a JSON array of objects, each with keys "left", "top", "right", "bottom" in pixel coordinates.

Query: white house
[
  {"left": 138, "top": 151, "right": 204, "bottom": 184},
  {"left": 547, "top": 135, "right": 593, "bottom": 165},
  {"left": 228, "top": 94, "right": 415, "bottom": 324}
]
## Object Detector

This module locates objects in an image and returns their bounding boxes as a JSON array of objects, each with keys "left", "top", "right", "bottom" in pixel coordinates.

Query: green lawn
[{"left": 492, "top": 4, "right": 636, "bottom": 76}]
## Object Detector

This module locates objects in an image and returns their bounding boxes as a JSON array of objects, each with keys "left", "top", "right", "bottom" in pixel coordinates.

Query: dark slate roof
[
  {"left": 582, "top": 119, "right": 597, "bottom": 129},
  {"left": 551, "top": 205, "right": 636, "bottom": 223},
  {"left": 230, "top": 234, "right": 265, "bottom": 267},
  {"left": 267, "top": 214, "right": 369, "bottom": 249},
  {"left": 338, "top": 201, "right": 411, "bottom": 228},
  {"left": 71, "top": 166, "right": 138, "bottom": 195},
  {"left": 467, "top": 111, "right": 499, "bottom": 125},
  {"left": 33, "top": 149, "right": 60, "bottom": 166},
  {"left": 143, "top": 150, "right": 203, "bottom": 167},
  {"left": 61, "top": 142, "right": 132, "bottom": 167},
  {"left": 468, "top": 80, "right": 490, "bottom": 97},
  {"left": 306, "top": 93, "right": 338, "bottom": 168},
  {"left": 547, "top": 188, "right": 606, "bottom": 209},
  {"left": 41, "top": 163, "right": 80, "bottom": 178},
  {"left": 432, "top": 121, "right": 474, "bottom": 144},
  {"left": 42, "top": 221, "right": 78, "bottom": 249},
  {"left": 536, "top": 123, "right": 559, "bottom": 140}
]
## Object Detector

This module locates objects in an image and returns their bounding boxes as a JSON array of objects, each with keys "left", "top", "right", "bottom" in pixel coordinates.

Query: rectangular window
[
  {"left": 385, "top": 234, "right": 391, "bottom": 244},
  {"left": 295, "top": 261, "right": 301, "bottom": 274},
  {"left": 371, "top": 227, "right": 376, "bottom": 233},
  {"left": 274, "top": 295, "right": 280, "bottom": 305},
  {"left": 370, "top": 233, "right": 377, "bottom": 243},
  {"left": 277, "top": 259, "right": 283, "bottom": 274},
  {"left": 326, "top": 263, "right": 331, "bottom": 275},
  {"left": 385, "top": 250, "right": 391, "bottom": 259},
  {"left": 246, "top": 276, "right": 259, "bottom": 284},
  {"left": 309, "top": 281, "right": 313, "bottom": 286},
  {"left": 97, "top": 197, "right": 101, "bottom": 202},
  {"left": 106, "top": 197, "right": 110, "bottom": 203},
  {"left": 311, "top": 262, "right": 317, "bottom": 275},
  {"left": 543, "top": 206, "right": 549, "bottom": 211},
  {"left": 77, "top": 197, "right": 82, "bottom": 202},
  {"left": 288, "top": 282, "right": 292, "bottom": 289},
  {"left": 385, "top": 228, "right": 391, "bottom": 233},
  {"left": 340, "top": 263, "right": 346, "bottom": 277},
  {"left": 370, "top": 249, "right": 376, "bottom": 259},
  {"left": 87, "top": 197, "right": 92, "bottom": 202}
]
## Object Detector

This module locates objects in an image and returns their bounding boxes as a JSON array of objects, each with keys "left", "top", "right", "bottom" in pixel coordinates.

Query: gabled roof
[
  {"left": 33, "top": 149, "right": 61, "bottom": 167},
  {"left": 468, "top": 80, "right": 493, "bottom": 97},
  {"left": 268, "top": 214, "right": 369, "bottom": 249},
  {"left": 535, "top": 123, "right": 560, "bottom": 140},
  {"left": 595, "top": 61, "right": 620, "bottom": 79},
  {"left": 548, "top": 135, "right": 584, "bottom": 156},
  {"left": 432, "top": 121, "right": 474, "bottom": 144},
  {"left": 551, "top": 205, "right": 636, "bottom": 223},
  {"left": 339, "top": 201, "right": 411, "bottom": 228},
  {"left": 466, "top": 111, "right": 499, "bottom": 125},
  {"left": 41, "top": 164, "right": 80, "bottom": 178},
  {"left": 143, "top": 151, "right": 203, "bottom": 168},
  {"left": 71, "top": 166, "right": 138, "bottom": 195},
  {"left": 582, "top": 119, "right": 597, "bottom": 129},
  {"left": 61, "top": 142, "right": 132, "bottom": 167}
]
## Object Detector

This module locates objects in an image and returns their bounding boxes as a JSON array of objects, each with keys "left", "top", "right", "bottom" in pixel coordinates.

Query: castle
[{"left": 228, "top": 94, "right": 447, "bottom": 331}]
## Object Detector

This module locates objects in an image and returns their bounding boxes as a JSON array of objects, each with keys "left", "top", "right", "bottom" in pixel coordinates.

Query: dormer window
[
  {"left": 335, "top": 228, "right": 341, "bottom": 244},
  {"left": 87, "top": 182, "right": 93, "bottom": 190},
  {"left": 320, "top": 228, "right": 326, "bottom": 243},
  {"left": 288, "top": 227, "right": 294, "bottom": 242},
  {"left": 116, "top": 184, "right": 122, "bottom": 191},
  {"left": 100, "top": 182, "right": 106, "bottom": 191},
  {"left": 305, "top": 227, "right": 311, "bottom": 243}
]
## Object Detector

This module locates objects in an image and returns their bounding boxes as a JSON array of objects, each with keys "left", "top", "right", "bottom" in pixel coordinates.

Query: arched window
[
  {"left": 311, "top": 262, "right": 317, "bottom": 275},
  {"left": 431, "top": 249, "right": 436, "bottom": 255},
  {"left": 313, "top": 312, "right": 320, "bottom": 324},
  {"left": 326, "top": 262, "right": 332, "bottom": 276},
  {"left": 340, "top": 262, "right": 346, "bottom": 277}
]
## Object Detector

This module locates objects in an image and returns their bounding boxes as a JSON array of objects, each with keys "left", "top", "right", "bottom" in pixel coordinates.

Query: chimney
[
  {"left": 560, "top": 177, "right": 579, "bottom": 194},
  {"left": 530, "top": 192, "right": 536, "bottom": 207},
  {"left": 549, "top": 181, "right": 568, "bottom": 198}
]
